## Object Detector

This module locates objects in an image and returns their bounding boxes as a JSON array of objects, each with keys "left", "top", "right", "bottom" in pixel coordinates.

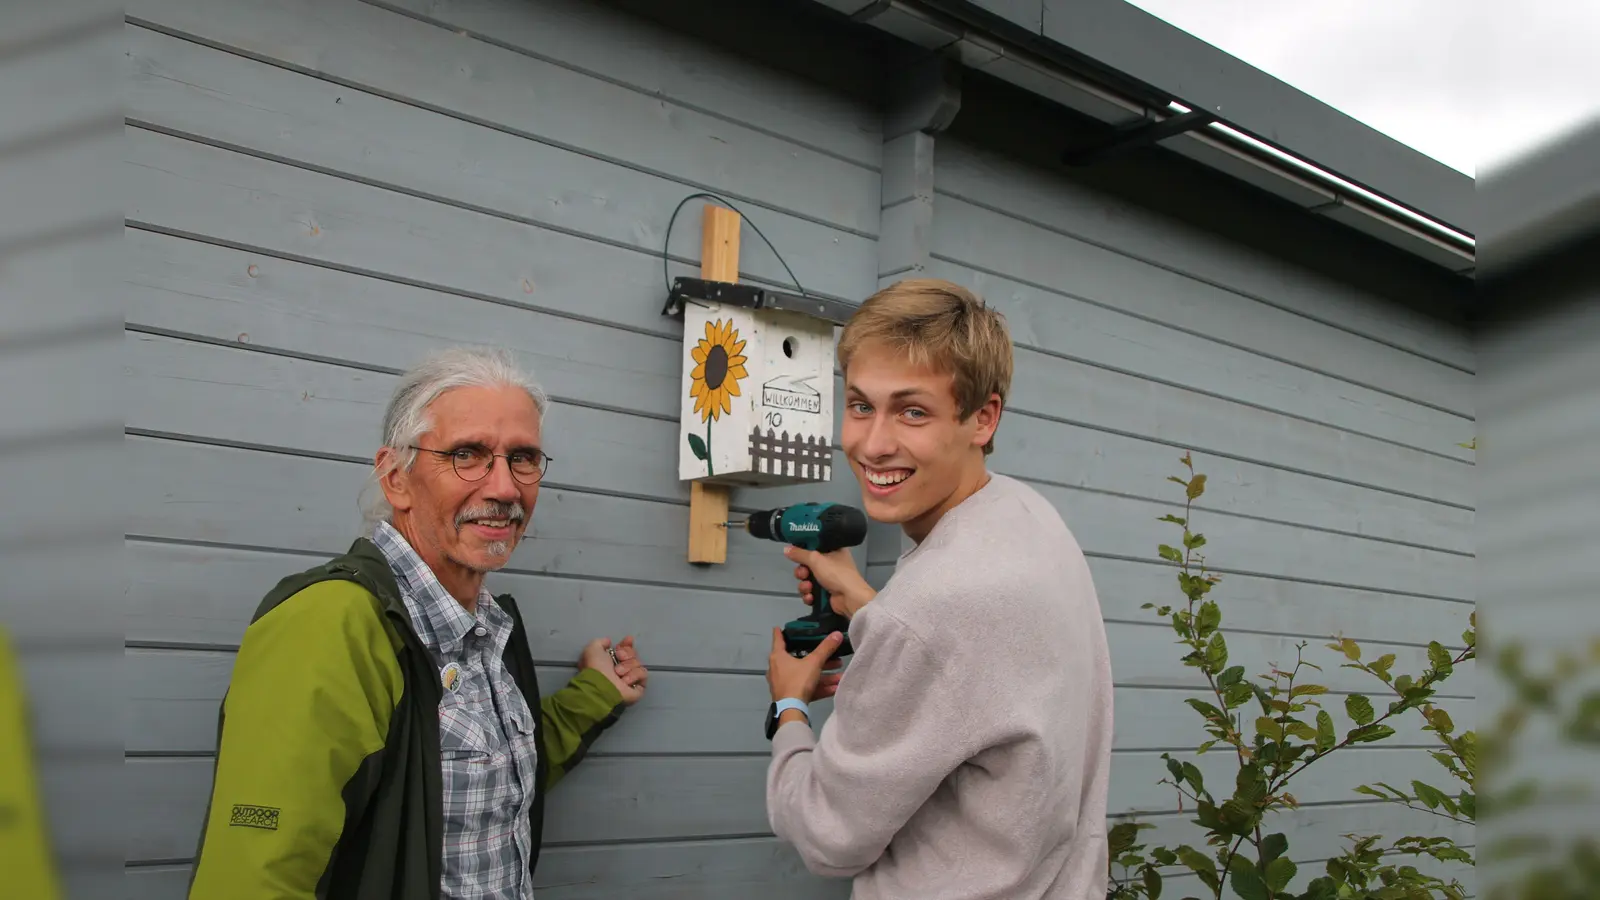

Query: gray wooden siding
[{"left": 118, "top": 0, "right": 1474, "bottom": 896}]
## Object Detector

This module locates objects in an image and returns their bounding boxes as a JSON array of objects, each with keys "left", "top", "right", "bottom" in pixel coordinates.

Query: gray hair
[{"left": 359, "top": 346, "right": 550, "bottom": 529}]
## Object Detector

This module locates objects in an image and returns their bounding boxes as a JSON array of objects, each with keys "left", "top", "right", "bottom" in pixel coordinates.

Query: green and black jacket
[{"left": 187, "top": 538, "right": 625, "bottom": 900}]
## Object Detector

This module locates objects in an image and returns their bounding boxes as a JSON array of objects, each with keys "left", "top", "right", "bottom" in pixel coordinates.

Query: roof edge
[{"left": 802, "top": 0, "right": 1474, "bottom": 273}]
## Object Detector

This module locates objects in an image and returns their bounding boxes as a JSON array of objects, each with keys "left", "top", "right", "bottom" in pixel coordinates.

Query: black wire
[{"left": 662, "top": 191, "right": 808, "bottom": 299}]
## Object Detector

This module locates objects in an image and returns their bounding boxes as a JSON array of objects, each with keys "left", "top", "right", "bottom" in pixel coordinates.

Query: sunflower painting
[{"left": 686, "top": 317, "right": 749, "bottom": 476}]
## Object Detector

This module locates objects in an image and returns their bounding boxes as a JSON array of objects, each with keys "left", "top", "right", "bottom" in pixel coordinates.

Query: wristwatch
[{"left": 765, "top": 697, "right": 810, "bottom": 740}]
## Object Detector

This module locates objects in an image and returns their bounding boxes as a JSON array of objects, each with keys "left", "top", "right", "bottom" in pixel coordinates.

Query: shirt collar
[{"left": 371, "top": 520, "right": 508, "bottom": 656}]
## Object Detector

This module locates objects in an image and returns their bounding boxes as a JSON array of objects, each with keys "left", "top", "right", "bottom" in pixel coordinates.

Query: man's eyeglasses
[{"left": 409, "top": 444, "right": 551, "bottom": 485}]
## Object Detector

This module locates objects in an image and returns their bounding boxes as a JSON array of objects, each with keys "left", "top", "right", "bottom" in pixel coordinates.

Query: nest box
[{"left": 663, "top": 276, "right": 855, "bottom": 487}]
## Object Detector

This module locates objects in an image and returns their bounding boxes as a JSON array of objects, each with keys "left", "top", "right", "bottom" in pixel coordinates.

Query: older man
[{"left": 187, "top": 346, "right": 649, "bottom": 900}]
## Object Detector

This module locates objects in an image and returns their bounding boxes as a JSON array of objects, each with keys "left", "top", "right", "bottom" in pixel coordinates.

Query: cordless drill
[{"left": 727, "top": 502, "right": 869, "bottom": 660}]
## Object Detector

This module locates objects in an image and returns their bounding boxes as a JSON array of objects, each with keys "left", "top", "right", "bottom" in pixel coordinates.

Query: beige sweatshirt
[{"left": 767, "top": 473, "right": 1114, "bottom": 899}]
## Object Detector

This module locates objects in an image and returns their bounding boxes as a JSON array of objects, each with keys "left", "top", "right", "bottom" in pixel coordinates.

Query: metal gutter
[{"left": 810, "top": 0, "right": 1475, "bottom": 274}]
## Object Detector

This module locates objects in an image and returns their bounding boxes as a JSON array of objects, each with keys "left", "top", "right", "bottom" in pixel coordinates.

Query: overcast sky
[{"left": 1123, "top": 0, "right": 1600, "bottom": 177}]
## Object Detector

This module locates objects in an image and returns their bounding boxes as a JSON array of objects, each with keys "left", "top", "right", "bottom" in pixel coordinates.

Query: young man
[{"left": 764, "top": 279, "right": 1114, "bottom": 898}]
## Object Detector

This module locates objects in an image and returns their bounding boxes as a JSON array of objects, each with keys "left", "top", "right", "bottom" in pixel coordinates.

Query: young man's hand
[
  {"left": 767, "top": 628, "right": 846, "bottom": 704},
  {"left": 784, "top": 546, "right": 877, "bottom": 619}
]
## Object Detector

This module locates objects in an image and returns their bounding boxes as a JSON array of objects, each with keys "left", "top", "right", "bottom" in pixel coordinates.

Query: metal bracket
[
  {"left": 1060, "top": 108, "right": 1218, "bottom": 166},
  {"left": 661, "top": 277, "right": 856, "bottom": 326}
]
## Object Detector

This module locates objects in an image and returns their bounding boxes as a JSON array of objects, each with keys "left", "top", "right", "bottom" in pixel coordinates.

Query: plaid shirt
[{"left": 373, "top": 522, "right": 539, "bottom": 900}]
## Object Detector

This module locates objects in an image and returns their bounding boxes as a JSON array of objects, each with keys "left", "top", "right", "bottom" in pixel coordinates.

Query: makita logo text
[{"left": 789, "top": 522, "right": 820, "bottom": 531}]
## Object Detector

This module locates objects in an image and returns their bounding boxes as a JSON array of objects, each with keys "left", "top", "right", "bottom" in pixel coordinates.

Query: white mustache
[{"left": 456, "top": 500, "right": 526, "bottom": 527}]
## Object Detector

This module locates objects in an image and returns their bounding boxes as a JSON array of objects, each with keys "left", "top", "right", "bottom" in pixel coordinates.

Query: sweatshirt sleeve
[{"left": 765, "top": 606, "right": 971, "bottom": 877}]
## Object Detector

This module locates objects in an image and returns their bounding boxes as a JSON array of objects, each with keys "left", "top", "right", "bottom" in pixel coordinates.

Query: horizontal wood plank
[
  {"left": 1005, "top": 340, "right": 1473, "bottom": 510},
  {"left": 126, "top": 754, "right": 1471, "bottom": 868},
  {"left": 125, "top": 230, "right": 1473, "bottom": 556},
  {"left": 991, "top": 412, "right": 1471, "bottom": 554},
  {"left": 122, "top": 24, "right": 876, "bottom": 303},
  {"left": 369, "top": 0, "right": 883, "bottom": 165},
  {"left": 929, "top": 258, "right": 1474, "bottom": 456},
  {"left": 126, "top": 837, "right": 850, "bottom": 900},
  {"left": 123, "top": 0, "right": 880, "bottom": 235},
  {"left": 123, "top": 649, "right": 833, "bottom": 755},
  {"left": 122, "top": 228, "right": 685, "bottom": 420},
  {"left": 934, "top": 137, "right": 1476, "bottom": 379},
  {"left": 120, "top": 647, "right": 1471, "bottom": 756},
  {"left": 1086, "top": 556, "right": 1474, "bottom": 649},
  {"left": 120, "top": 125, "right": 840, "bottom": 355},
  {"left": 125, "top": 540, "right": 798, "bottom": 666},
  {"left": 124, "top": 435, "right": 816, "bottom": 598},
  {"left": 123, "top": 334, "right": 1473, "bottom": 602}
]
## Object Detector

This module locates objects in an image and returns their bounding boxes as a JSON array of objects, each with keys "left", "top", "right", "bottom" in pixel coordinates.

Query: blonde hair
[{"left": 837, "top": 278, "right": 1013, "bottom": 454}]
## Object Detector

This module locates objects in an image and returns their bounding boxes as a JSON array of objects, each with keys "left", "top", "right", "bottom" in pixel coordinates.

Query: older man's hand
[{"left": 579, "top": 636, "right": 648, "bottom": 706}]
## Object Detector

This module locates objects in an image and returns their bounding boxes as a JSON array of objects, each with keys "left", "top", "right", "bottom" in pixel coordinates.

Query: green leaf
[
  {"left": 1346, "top": 723, "right": 1397, "bottom": 745},
  {"left": 1371, "top": 653, "right": 1397, "bottom": 680},
  {"left": 1229, "top": 863, "right": 1269, "bottom": 900},
  {"left": 1411, "top": 780, "right": 1448, "bottom": 810},
  {"left": 1256, "top": 716, "right": 1284, "bottom": 742},
  {"left": 686, "top": 433, "right": 708, "bottom": 460},
  {"left": 1144, "top": 867, "right": 1162, "bottom": 900},
  {"left": 1316, "top": 710, "right": 1337, "bottom": 753},
  {"left": 1353, "top": 785, "right": 1387, "bottom": 800},
  {"left": 1290, "top": 684, "right": 1329, "bottom": 698},
  {"left": 1286, "top": 720, "right": 1318, "bottom": 741},
  {"left": 1109, "top": 821, "right": 1146, "bottom": 855},
  {"left": 1218, "top": 799, "right": 1257, "bottom": 836},
  {"left": 1159, "top": 514, "right": 1187, "bottom": 526},
  {"left": 1197, "top": 740, "right": 1218, "bottom": 754},
  {"left": 1218, "top": 665, "right": 1245, "bottom": 686},
  {"left": 1345, "top": 694, "right": 1375, "bottom": 726},
  {"left": 1336, "top": 637, "right": 1361, "bottom": 661},
  {"left": 1187, "top": 473, "right": 1207, "bottom": 499},
  {"left": 1264, "top": 857, "right": 1298, "bottom": 893},
  {"left": 1427, "top": 708, "right": 1455, "bottom": 734},
  {"left": 1198, "top": 600, "right": 1222, "bottom": 635},
  {"left": 1159, "top": 544, "right": 1184, "bottom": 563},
  {"left": 1223, "top": 682, "right": 1254, "bottom": 709},
  {"left": 1458, "top": 792, "right": 1476, "bottom": 820},
  {"left": 1152, "top": 848, "right": 1177, "bottom": 867},
  {"left": 1185, "top": 699, "right": 1227, "bottom": 724},
  {"left": 1181, "top": 762, "right": 1206, "bottom": 797},
  {"left": 1428, "top": 641, "right": 1453, "bottom": 673},
  {"left": 1261, "top": 832, "right": 1288, "bottom": 864},
  {"left": 1184, "top": 531, "right": 1207, "bottom": 550},
  {"left": 1166, "top": 755, "right": 1184, "bottom": 784},
  {"left": 1176, "top": 846, "right": 1219, "bottom": 891},
  {"left": 1207, "top": 632, "right": 1229, "bottom": 667},
  {"left": 1235, "top": 765, "right": 1268, "bottom": 804}
]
